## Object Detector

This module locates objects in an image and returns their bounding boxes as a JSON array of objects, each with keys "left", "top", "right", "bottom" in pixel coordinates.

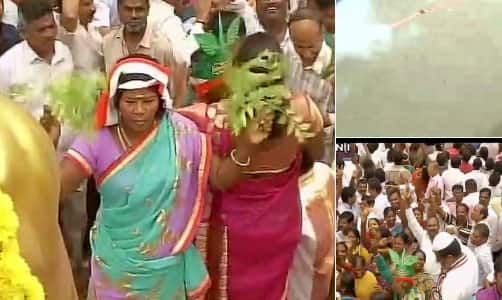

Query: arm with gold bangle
[{"left": 210, "top": 143, "right": 254, "bottom": 191}]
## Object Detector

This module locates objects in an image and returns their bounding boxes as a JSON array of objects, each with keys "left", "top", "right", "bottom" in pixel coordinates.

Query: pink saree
[{"left": 178, "top": 103, "right": 303, "bottom": 300}]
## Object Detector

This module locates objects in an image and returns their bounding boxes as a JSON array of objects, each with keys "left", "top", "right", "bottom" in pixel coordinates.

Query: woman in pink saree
[{"left": 179, "top": 33, "right": 325, "bottom": 300}]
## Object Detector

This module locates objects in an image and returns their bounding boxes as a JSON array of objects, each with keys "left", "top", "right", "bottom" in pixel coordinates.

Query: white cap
[{"left": 432, "top": 232, "right": 456, "bottom": 252}]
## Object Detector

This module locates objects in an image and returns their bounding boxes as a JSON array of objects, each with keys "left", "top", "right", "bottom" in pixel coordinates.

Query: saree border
[
  {"left": 188, "top": 273, "right": 211, "bottom": 300},
  {"left": 97, "top": 124, "right": 159, "bottom": 188},
  {"left": 172, "top": 133, "right": 212, "bottom": 254},
  {"left": 65, "top": 149, "right": 93, "bottom": 177}
]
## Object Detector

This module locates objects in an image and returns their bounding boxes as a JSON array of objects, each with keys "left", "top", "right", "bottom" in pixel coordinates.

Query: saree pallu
[{"left": 84, "top": 113, "right": 212, "bottom": 299}]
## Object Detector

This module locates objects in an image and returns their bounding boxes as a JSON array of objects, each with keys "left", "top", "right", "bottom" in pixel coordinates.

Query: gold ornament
[{"left": 0, "top": 97, "right": 78, "bottom": 300}]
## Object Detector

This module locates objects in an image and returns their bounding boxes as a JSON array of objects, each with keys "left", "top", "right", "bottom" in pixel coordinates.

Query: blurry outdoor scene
[{"left": 336, "top": 0, "right": 502, "bottom": 137}]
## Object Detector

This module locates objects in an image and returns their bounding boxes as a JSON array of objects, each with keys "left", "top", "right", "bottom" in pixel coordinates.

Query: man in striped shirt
[{"left": 431, "top": 197, "right": 473, "bottom": 245}]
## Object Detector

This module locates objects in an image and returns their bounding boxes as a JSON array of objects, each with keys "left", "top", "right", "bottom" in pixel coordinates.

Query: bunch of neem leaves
[
  {"left": 195, "top": 15, "right": 315, "bottom": 142},
  {"left": 47, "top": 72, "right": 105, "bottom": 132}
]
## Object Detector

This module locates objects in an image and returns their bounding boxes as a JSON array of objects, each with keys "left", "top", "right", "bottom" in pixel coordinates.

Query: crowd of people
[
  {"left": 335, "top": 143, "right": 502, "bottom": 300},
  {"left": 0, "top": 0, "right": 334, "bottom": 297}
]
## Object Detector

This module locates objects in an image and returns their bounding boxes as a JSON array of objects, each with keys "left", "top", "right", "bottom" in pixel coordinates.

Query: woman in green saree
[{"left": 59, "top": 55, "right": 275, "bottom": 299}]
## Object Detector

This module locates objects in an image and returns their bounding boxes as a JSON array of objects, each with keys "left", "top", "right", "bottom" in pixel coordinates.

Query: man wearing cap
[{"left": 431, "top": 232, "right": 478, "bottom": 300}]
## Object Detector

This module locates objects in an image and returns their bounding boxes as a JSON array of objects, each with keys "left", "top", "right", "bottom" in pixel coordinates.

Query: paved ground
[{"left": 336, "top": 0, "right": 502, "bottom": 137}]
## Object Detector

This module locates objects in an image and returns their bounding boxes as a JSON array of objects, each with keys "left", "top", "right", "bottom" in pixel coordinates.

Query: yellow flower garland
[{"left": 0, "top": 190, "right": 45, "bottom": 299}]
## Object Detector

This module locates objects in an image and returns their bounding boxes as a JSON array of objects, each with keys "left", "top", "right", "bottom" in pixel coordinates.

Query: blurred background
[{"left": 336, "top": 0, "right": 502, "bottom": 137}]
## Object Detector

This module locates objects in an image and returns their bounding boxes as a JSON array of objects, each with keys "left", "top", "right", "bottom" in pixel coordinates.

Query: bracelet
[{"left": 230, "top": 149, "right": 251, "bottom": 167}]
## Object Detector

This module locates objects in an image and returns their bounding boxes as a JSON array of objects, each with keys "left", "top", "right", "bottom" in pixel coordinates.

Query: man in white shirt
[
  {"left": 400, "top": 193, "right": 441, "bottom": 279},
  {"left": 59, "top": 0, "right": 103, "bottom": 72},
  {"left": 428, "top": 143, "right": 443, "bottom": 162},
  {"left": 469, "top": 223, "right": 494, "bottom": 290},
  {"left": 442, "top": 156, "right": 466, "bottom": 199},
  {"left": 464, "top": 158, "right": 489, "bottom": 191},
  {"left": 426, "top": 161, "right": 445, "bottom": 201},
  {"left": 0, "top": 0, "right": 74, "bottom": 119},
  {"left": 368, "top": 177, "right": 389, "bottom": 220},
  {"left": 255, "top": 0, "right": 293, "bottom": 52},
  {"left": 480, "top": 143, "right": 500, "bottom": 160},
  {"left": 287, "top": 8, "right": 332, "bottom": 76},
  {"left": 431, "top": 232, "right": 478, "bottom": 300},
  {"left": 478, "top": 188, "right": 502, "bottom": 252},
  {"left": 367, "top": 143, "right": 384, "bottom": 169},
  {"left": 338, "top": 186, "right": 359, "bottom": 220},
  {"left": 463, "top": 179, "right": 480, "bottom": 211}
]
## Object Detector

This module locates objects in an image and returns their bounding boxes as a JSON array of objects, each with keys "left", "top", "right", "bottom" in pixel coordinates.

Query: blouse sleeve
[{"left": 64, "top": 135, "right": 97, "bottom": 177}]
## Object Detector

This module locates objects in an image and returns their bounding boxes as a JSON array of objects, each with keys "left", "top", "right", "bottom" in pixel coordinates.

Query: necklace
[{"left": 116, "top": 124, "right": 132, "bottom": 150}]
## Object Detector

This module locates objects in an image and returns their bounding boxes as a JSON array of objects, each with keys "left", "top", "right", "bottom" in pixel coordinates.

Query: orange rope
[{"left": 391, "top": 0, "right": 465, "bottom": 29}]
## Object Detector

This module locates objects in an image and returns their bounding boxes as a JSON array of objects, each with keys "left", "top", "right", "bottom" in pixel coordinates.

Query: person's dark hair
[
  {"left": 465, "top": 179, "right": 477, "bottom": 192},
  {"left": 368, "top": 177, "right": 382, "bottom": 193},
  {"left": 387, "top": 187, "right": 400, "bottom": 198},
  {"left": 375, "top": 168, "right": 386, "bottom": 183},
  {"left": 370, "top": 291, "right": 392, "bottom": 300},
  {"left": 341, "top": 186, "right": 356, "bottom": 203},
  {"left": 347, "top": 228, "right": 361, "bottom": 241},
  {"left": 494, "top": 255, "right": 502, "bottom": 274},
  {"left": 337, "top": 241, "right": 347, "bottom": 251},
  {"left": 452, "top": 184, "right": 463, "bottom": 192},
  {"left": 473, "top": 157, "right": 482, "bottom": 170},
  {"left": 486, "top": 158, "right": 495, "bottom": 171},
  {"left": 435, "top": 143, "right": 443, "bottom": 151},
  {"left": 352, "top": 255, "right": 366, "bottom": 268},
  {"left": 315, "top": 0, "right": 334, "bottom": 10},
  {"left": 339, "top": 211, "right": 355, "bottom": 223},
  {"left": 362, "top": 194, "right": 375, "bottom": 206},
  {"left": 367, "top": 143, "right": 379, "bottom": 154},
  {"left": 467, "top": 144, "right": 476, "bottom": 156},
  {"left": 461, "top": 148, "right": 471, "bottom": 162},
  {"left": 364, "top": 169, "right": 375, "bottom": 180},
  {"left": 489, "top": 172, "right": 501, "bottom": 187},
  {"left": 421, "top": 165, "right": 430, "bottom": 182},
  {"left": 494, "top": 161, "right": 502, "bottom": 174},
  {"left": 20, "top": 0, "right": 53, "bottom": 24},
  {"left": 359, "top": 178, "right": 368, "bottom": 185},
  {"left": 453, "top": 143, "right": 462, "bottom": 150},
  {"left": 118, "top": 0, "right": 149, "bottom": 7},
  {"left": 386, "top": 148, "right": 396, "bottom": 163},
  {"left": 339, "top": 271, "right": 356, "bottom": 297},
  {"left": 380, "top": 227, "right": 391, "bottom": 238},
  {"left": 336, "top": 155, "right": 345, "bottom": 169},
  {"left": 394, "top": 232, "right": 410, "bottom": 245},
  {"left": 480, "top": 187, "right": 491, "bottom": 197},
  {"left": 413, "top": 248, "right": 426, "bottom": 258},
  {"left": 288, "top": 7, "right": 322, "bottom": 27},
  {"left": 479, "top": 147, "right": 489, "bottom": 161},
  {"left": 233, "top": 32, "right": 282, "bottom": 65},
  {"left": 436, "top": 238, "right": 461, "bottom": 258},
  {"left": 436, "top": 151, "right": 448, "bottom": 167},
  {"left": 383, "top": 207, "right": 394, "bottom": 218},
  {"left": 457, "top": 203, "right": 469, "bottom": 214},
  {"left": 393, "top": 151, "right": 404, "bottom": 165},
  {"left": 450, "top": 156, "right": 461, "bottom": 168},
  {"left": 473, "top": 223, "right": 490, "bottom": 239},
  {"left": 361, "top": 157, "right": 376, "bottom": 173}
]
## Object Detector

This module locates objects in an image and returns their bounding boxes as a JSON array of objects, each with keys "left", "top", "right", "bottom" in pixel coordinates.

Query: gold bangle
[{"left": 230, "top": 149, "right": 251, "bottom": 167}]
